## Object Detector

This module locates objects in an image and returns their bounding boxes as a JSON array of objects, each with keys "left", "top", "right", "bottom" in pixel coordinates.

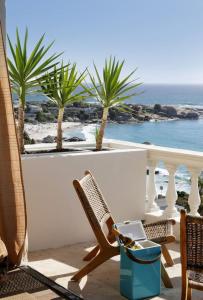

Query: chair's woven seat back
[
  {"left": 79, "top": 173, "right": 111, "bottom": 226},
  {"left": 144, "top": 220, "right": 169, "bottom": 243},
  {"left": 186, "top": 215, "right": 203, "bottom": 269}
]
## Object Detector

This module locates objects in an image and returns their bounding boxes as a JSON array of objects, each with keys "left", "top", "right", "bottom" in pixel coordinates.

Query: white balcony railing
[
  {"left": 24, "top": 139, "right": 202, "bottom": 250},
  {"left": 108, "top": 139, "right": 203, "bottom": 219}
]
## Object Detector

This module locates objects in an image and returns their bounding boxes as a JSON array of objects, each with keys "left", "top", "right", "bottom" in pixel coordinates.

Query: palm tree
[
  {"left": 7, "top": 28, "right": 61, "bottom": 153},
  {"left": 88, "top": 57, "right": 142, "bottom": 150},
  {"left": 39, "top": 63, "right": 88, "bottom": 151}
]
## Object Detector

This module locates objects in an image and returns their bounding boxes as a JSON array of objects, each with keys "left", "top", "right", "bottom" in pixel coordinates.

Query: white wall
[{"left": 22, "top": 149, "right": 147, "bottom": 251}]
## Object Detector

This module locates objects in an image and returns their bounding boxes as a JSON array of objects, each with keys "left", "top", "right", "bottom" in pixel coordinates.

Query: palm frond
[
  {"left": 7, "top": 28, "right": 61, "bottom": 98},
  {"left": 89, "top": 56, "right": 142, "bottom": 108},
  {"left": 39, "top": 62, "right": 89, "bottom": 108}
]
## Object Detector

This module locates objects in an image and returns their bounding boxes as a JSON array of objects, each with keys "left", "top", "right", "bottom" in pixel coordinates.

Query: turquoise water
[
  {"left": 104, "top": 119, "right": 203, "bottom": 194},
  {"left": 64, "top": 84, "right": 203, "bottom": 193},
  {"left": 105, "top": 118, "right": 203, "bottom": 152},
  {"left": 88, "top": 84, "right": 203, "bottom": 152},
  {"left": 26, "top": 84, "right": 203, "bottom": 152}
]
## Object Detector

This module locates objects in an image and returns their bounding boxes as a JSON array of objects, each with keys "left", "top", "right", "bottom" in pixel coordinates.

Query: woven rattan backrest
[
  {"left": 144, "top": 220, "right": 169, "bottom": 243},
  {"left": 73, "top": 171, "right": 112, "bottom": 244},
  {"left": 186, "top": 214, "right": 203, "bottom": 269}
]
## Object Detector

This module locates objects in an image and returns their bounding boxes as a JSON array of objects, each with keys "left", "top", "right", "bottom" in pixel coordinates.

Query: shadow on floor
[{"left": 28, "top": 242, "right": 203, "bottom": 300}]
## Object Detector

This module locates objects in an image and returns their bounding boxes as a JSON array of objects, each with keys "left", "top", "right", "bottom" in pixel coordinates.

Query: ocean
[
  {"left": 125, "top": 83, "right": 203, "bottom": 107},
  {"left": 78, "top": 84, "right": 203, "bottom": 152},
  {"left": 25, "top": 84, "right": 203, "bottom": 194},
  {"left": 79, "top": 119, "right": 202, "bottom": 194},
  {"left": 25, "top": 83, "right": 203, "bottom": 152},
  {"left": 70, "top": 84, "right": 203, "bottom": 194}
]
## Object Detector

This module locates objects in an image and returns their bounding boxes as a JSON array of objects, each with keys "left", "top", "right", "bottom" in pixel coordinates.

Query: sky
[{"left": 5, "top": 0, "right": 203, "bottom": 84}]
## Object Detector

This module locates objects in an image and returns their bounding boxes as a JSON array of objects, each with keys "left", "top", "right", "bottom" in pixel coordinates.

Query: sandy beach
[{"left": 25, "top": 122, "right": 82, "bottom": 141}]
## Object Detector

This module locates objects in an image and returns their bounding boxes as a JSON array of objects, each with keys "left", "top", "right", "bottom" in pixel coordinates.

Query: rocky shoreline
[{"left": 16, "top": 101, "right": 203, "bottom": 144}]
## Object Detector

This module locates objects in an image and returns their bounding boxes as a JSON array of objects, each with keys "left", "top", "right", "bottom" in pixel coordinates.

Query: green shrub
[
  {"left": 35, "top": 111, "right": 47, "bottom": 122},
  {"left": 176, "top": 188, "right": 203, "bottom": 216}
]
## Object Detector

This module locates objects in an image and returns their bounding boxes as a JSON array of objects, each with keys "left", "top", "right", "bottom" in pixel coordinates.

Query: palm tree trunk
[
  {"left": 96, "top": 107, "right": 109, "bottom": 151},
  {"left": 57, "top": 107, "right": 64, "bottom": 151},
  {"left": 17, "top": 102, "right": 25, "bottom": 153}
]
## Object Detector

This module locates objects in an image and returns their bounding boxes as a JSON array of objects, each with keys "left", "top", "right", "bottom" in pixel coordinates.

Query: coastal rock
[
  {"left": 42, "top": 135, "right": 55, "bottom": 143},
  {"left": 73, "top": 117, "right": 80, "bottom": 122},
  {"left": 27, "top": 104, "right": 43, "bottom": 113},
  {"left": 161, "top": 106, "right": 177, "bottom": 117},
  {"left": 144, "top": 114, "right": 151, "bottom": 121},
  {"left": 143, "top": 141, "right": 151, "bottom": 145},
  {"left": 177, "top": 109, "right": 199, "bottom": 119},
  {"left": 35, "top": 111, "right": 53, "bottom": 122},
  {"left": 156, "top": 111, "right": 167, "bottom": 117},
  {"left": 23, "top": 101, "right": 202, "bottom": 127},
  {"left": 133, "top": 105, "right": 143, "bottom": 112},
  {"left": 128, "top": 117, "right": 137, "bottom": 122},
  {"left": 24, "top": 131, "right": 35, "bottom": 145},
  {"left": 114, "top": 114, "right": 131, "bottom": 122},
  {"left": 67, "top": 117, "right": 74, "bottom": 122},
  {"left": 153, "top": 104, "right": 162, "bottom": 113},
  {"left": 64, "top": 136, "right": 85, "bottom": 142},
  {"left": 24, "top": 118, "right": 38, "bottom": 125},
  {"left": 185, "top": 111, "right": 199, "bottom": 119},
  {"left": 137, "top": 114, "right": 145, "bottom": 121},
  {"left": 177, "top": 111, "right": 186, "bottom": 119}
]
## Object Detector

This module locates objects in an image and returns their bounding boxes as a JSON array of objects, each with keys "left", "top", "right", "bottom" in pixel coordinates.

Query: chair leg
[
  {"left": 161, "top": 262, "right": 173, "bottom": 288},
  {"left": 71, "top": 247, "right": 119, "bottom": 282},
  {"left": 187, "top": 287, "right": 192, "bottom": 300},
  {"left": 83, "top": 233, "right": 116, "bottom": 261},
  {"left": 181, "top": 279, "right": 188, "bottom": 300},
  {"left": 162, "top": 244, "right": 174, "bottom": 267},
  {"left": 83, "top": 244, "right": 100, "bottom": 261}
]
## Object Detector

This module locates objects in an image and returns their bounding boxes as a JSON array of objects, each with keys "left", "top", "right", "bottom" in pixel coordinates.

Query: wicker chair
[
  {"left": 71, "top": 171, "right": 176, "bottom": 286},
  {"left": 180, "top": 209, "right": 203, "bottom": 300}
]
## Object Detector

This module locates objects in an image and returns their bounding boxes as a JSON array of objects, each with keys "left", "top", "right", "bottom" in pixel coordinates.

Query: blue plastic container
[{"left": 115, "top": 221, "right": 161, "bottom": 300}]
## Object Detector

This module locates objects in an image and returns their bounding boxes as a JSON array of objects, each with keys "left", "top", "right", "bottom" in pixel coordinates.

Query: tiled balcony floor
[{"left": 29, "top": 242, "right": 202, "bottom": 300}]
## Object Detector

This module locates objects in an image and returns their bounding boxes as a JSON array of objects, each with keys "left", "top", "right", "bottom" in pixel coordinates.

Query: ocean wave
[
  {"left": 155, "top": 168, "right": 168, "bottom": 176},
  {"left": 154, "top": 166, "right": 191, "bottom": 194},
  {"left": 175, "top": 104, "right": 203, "bottom": 109},
  {"left": 175, "top": 173, "right": 190, "bottom": 182},
  {"left": 156, "top": 167, "right": 190, "bottom": 181},
  {"left": 82, "top": 124, "right": 97, "bottom": 141}
]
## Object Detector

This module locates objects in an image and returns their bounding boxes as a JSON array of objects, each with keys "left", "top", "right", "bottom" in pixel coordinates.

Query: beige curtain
[{"left": 0, "top": 22, "right": 27, "bottom": 265}]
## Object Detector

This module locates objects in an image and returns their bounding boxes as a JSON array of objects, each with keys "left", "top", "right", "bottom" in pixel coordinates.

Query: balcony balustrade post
[
  {"left": 147, "top": 160, "right": 160, "bottom": 213},
  {"left": 188, "top": 168, "right": 201, "bottom": 216},
  {"left": 163, "top": 164, "right": 178, "bottom": 218}
]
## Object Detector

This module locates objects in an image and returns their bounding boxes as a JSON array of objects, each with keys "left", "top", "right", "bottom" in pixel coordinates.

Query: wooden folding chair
[
  {"left": 71, "top": 171, "right": 119, "bottom": 282},
  {"left": 71, "top": 171, "right": 175, "bottom": 287},
  {"left": 180, "top": 209, "right": 203, "bottom": 300}
]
